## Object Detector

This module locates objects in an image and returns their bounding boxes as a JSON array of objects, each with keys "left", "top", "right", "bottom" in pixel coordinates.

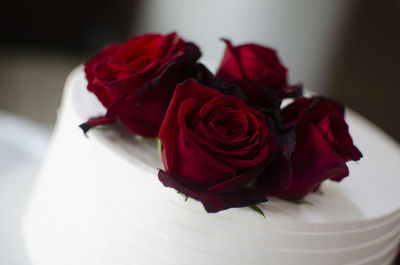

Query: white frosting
[{"left": 23, "top": 66, "right": 400, "bottom": 265}]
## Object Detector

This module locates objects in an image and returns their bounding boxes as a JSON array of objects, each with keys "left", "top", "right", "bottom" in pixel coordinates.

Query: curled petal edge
[{"left": 158, "top": 170, "right": 267, "bottom": 213}]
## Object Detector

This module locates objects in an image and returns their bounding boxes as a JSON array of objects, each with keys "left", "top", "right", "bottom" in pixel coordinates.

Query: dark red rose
[
  {"left": 158, "top": 79, "right": 281, "bottom": 213},
  {"left": 216, "top": 39, "right": 301, "bottom": 99},
  {"left": 81, "top": 32, "right": 201, "bottom": 137},
  {"left": 273, "top": 97, "right": 362, "bottom": 200}
]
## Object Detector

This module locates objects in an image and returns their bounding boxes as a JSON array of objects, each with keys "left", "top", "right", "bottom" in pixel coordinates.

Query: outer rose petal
[
  {"left": 256, "top": 151, "right": 293, "bottom": 196},
  {"left": 118, "top": 58, "right": 197, "bottom": 137},
  {"left": 282, "top": 97, "right": 363, "bottom": 162},
  {"left": 238, "top": 44, "right": 287, "bottom": 90},
  {"left": 215, "top": 39, "right": 245, "bottom": 81},
  {"left": 158, "top": 170, "right": 267, "bottom": 213},
  {"left": 85, "top": 44, "right": 122, "bottom": 108},
  {"left": 79, "top": 114, "right": 115, "bottom": 135},
  {"left": 274, "top": 124, "right": 349, "bottom": 199}
]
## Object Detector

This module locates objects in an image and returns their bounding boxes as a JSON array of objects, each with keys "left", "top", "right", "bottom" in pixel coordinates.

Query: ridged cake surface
[{"left": 23, "top": 67, "right": 400, "bottom": 265}]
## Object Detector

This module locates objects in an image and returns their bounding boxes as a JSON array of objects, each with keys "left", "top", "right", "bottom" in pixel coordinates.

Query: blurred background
[
  {"left": 1, "top": 0, "right": 399, "bottom": 141},
  {"left": 0, "top": 0, "right": 400, "bottom": 264}
]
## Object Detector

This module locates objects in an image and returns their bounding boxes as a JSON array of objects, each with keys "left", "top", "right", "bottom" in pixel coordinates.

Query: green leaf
[
  {"left": 157, "top": 138, "right": 163, "bottom": 164},
  {"left": 291, "top": 200, "right": 313, "bottom": 206},
  {"left": 177, "top": 191, "right": 189, "bottom": 201},
  {"left": 249, "top": 205, "right": 265, "bottom": 218},
  {"left": 142, "top": 136, "right": 158, "bottom": 143}
]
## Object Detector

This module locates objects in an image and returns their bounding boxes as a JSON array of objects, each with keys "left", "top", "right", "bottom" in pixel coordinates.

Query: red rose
[
  {"left": 216, "top": 39, "right": 301, "bottom": 99},
  {"left": 81, "top": 32, "right": 201, "bottom": 137},
  {"left": 273, "top": 97, "right": 362, "bottom": 199},
  {"left": 158, "top": 79, "right": 280, "bottom": 213}
]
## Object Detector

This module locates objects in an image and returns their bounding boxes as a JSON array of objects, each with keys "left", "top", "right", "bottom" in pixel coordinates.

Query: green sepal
[
  {"left": 249, "top": 205, "right": 265, "bottom": 218},
  {"left": 157, "top": 138, "right": 163, "bottom": 164},
  {"left": 177, "top": 191, "right": 188, "bottom": 201}
]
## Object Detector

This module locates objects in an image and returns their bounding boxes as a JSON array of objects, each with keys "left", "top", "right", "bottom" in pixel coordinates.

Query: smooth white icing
[{"left": 23, "top": 66, "right": 400, "bottom": 265}]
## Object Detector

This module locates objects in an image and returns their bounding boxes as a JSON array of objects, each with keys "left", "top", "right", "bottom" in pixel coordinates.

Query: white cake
[{"left": 23, "top": 66, "right": 400, "bottom": 265}]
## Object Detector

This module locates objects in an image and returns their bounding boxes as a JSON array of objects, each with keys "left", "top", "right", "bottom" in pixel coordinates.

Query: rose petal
[
  {"left": 158, "top": 170, "right": 267, "bottom": 213},
  {"left": 216, "top": 39, "right": 245, "bottom": 82},
  {"left": 79, "top": 114, "right": 115, "bottom": 135},
  {"left": 159, "top": 79, "right": 222, "bottom": 171},
  {"left": 275, "top": 124, "right": 349, "bottom": 200},
  {"left": 174, "top": 99, "right": 237, "bottom": 188}
]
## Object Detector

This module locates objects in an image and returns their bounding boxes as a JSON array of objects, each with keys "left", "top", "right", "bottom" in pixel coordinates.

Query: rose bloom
[
  {"left": 81, "top": 32, "right": 201, "bottom": 137},
  {"left": 158, "top": 79, "right": 281, "bottom": 213},
  {"left": 216, "top": 39, "right": 301, "bottom": 100},
  {"left": 273, "top": 97, "right": 363, "bottom": 200}
]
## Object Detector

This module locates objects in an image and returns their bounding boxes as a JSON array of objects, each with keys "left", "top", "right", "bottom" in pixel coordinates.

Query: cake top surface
[{"left": 67, "top": 66, "right": 400, "bottom": 231}]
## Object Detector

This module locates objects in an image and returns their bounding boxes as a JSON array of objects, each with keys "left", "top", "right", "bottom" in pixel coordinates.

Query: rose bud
[
  {"left": 81, "top": 32, "right": 201, "bottom": 137},
  {"left": 216, "top": 39, "right": 301, "bottom": 100},
  {"left": 158, "top": 79, "right": 281, "bottom": 213},
  {"left": 274, "top": 97, "right": 362, "bottom": 200}
]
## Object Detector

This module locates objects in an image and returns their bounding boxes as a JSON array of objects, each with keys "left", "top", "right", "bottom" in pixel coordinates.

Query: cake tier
[{"left": 23, "top": 66, "right": 400, "bottom": 265}]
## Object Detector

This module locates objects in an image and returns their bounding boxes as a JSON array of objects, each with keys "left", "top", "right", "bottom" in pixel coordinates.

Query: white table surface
[{"left": 0, "top": 112, "right": 51, "bottom": 265}]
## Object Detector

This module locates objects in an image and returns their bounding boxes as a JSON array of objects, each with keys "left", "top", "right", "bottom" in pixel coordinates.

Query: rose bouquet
[{"left": 81, "top": 32, "right": 362, "bottom": 213}]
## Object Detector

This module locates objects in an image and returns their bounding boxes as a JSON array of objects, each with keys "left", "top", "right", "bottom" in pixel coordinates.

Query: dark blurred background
[{"left": 0, "top": 0, "right": 399, "bottom": 142}]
